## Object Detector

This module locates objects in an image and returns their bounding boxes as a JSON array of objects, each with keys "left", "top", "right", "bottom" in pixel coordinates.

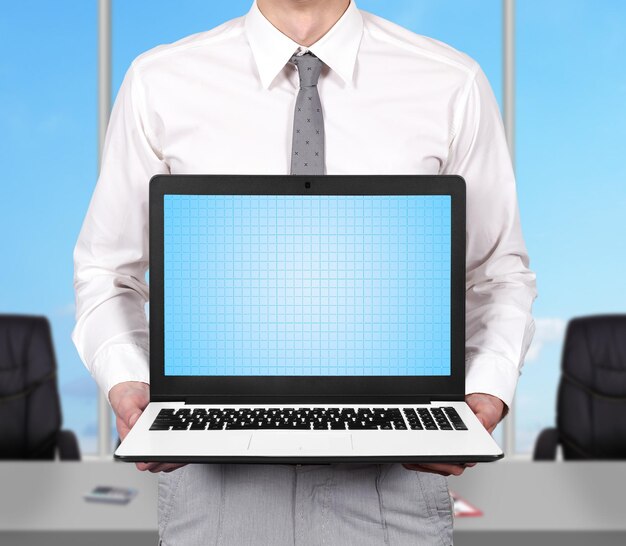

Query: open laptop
[{"left": 114, "top": 174, "right": 503, "bottom": 464}]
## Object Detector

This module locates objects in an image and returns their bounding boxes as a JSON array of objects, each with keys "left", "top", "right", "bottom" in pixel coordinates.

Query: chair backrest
[
  {"left": 558, "top": 315, "right": 626, "bottom": 459},
  {"left": 0, "top": 315, "right": 62, "bottom": 459}
]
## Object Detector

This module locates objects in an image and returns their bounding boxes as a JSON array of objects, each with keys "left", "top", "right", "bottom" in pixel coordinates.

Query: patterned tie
[{"left": 290, "top": 52, "right": 325, "bottom": 175}]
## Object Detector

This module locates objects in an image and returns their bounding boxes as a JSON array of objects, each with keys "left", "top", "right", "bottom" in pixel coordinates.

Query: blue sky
[{"left": 1, "top": 0, "right": 624, "bottom": 454}]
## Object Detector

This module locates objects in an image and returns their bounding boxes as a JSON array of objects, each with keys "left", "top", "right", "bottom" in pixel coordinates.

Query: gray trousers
[{"left": 158, "top": 463, "right": 453, "bottom": 546}]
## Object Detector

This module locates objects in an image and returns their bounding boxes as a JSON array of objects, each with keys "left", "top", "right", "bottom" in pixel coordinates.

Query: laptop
[{"left": 114, "top": 174, "right": 504, "bottom": 464}]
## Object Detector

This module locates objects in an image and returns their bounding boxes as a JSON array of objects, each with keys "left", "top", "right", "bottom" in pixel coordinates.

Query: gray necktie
[{"left": 290, "top": 52, "right": 325, "bottom": 175}]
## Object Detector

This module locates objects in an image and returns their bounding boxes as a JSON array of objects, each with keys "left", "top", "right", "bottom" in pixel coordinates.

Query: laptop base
[{"left": 114, "top": 401, "right": 504, "bottom": 464}]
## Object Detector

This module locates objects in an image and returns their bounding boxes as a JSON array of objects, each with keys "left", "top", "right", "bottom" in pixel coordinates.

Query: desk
[
  {"left": 0, "top": 461, "right": 158, "bottom": 546},
  {"left": 1, "top": 461, "right": 625, "bottom": 545},
  {"left": 450, "top": 460, "right": 626, "bottom": 545}
]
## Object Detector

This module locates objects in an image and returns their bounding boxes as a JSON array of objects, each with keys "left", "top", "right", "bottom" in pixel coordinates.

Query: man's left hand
[
  {"left": 464, "top": 392, "right": 506, "bottom": 434},
  {"left": 402, "top": 392, "right": 506, "bottom": 476}
]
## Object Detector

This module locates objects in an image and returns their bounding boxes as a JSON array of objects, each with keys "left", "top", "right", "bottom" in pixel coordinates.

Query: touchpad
[{"left": 248, "top": 432, "right": 353, "bottom": 454}]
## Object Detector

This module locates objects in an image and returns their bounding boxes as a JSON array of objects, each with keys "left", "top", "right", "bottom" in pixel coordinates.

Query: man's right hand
[{"left": 109, "top": 381, "right": 186, "bottom": 474}]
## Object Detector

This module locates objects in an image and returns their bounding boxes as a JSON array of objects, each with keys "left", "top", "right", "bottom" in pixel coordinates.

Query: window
[
  {"left": 111, "top": 0, "right": 505, "bottom": 449},
  {"left": 11, "top": 1, "right": 619, "bottom": 458},
  {"left": 358, "top": 0, "right": 505, "bottom": 448},
  {"left": 0, "top": 2, "right": 98, "bottom": 453},
  {"left": 515, "top": 0, "right": 626, "bottom": 453},
  {"left": 359, "top": 0, "right": 503, "bottom": 104},
  {"left": 112, "top": 1, "right": 253, "bottom": 89}
]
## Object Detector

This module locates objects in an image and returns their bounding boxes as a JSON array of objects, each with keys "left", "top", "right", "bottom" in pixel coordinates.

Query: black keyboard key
[
  {"left": 292, "top": 423, "right": 311, "bottom": 430},
  {"left": 347, "top": 421, "right": 367, "bottom": 430},
  {"left": 150, "top": 406, "right": 468, "bottom": 432},
  {"left": 149, "top": 423, "right": 171, "bottom": 430},
  {"left": 402, "top": 408, "right": 423, "bottom": 430},
  {"left": 443, "top": 407, "right": 468, "bottom": 430},
  {"left": 430, "top": 408, "right": 453, "bottom": 430},
  {"left": 416, "top": 408, "right": 438, "bottom": 429},
  {"left": 152, "top": 416, "right": 178, "bottom": 423}
]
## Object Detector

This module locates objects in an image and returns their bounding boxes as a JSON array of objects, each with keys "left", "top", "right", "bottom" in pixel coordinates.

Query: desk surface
[
  {"left": 1, "top": 460, "right": 625, "bottom": 533},
  {"left": 450, "top": 460, "right": 626, "bottom": 532},
  {"left": 0, "top": 461, "right": 158, "bottom": 531}
]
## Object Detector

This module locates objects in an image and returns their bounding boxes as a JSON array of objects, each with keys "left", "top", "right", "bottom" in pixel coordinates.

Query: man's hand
[
  {"left": 465, "top": 392, "right": 506, "bottom": 434},
  {"left": 109, "top": 381, "right": 186, "bottom": 474},
  {"left": 403, "top": 392, "right": 506, "bottom": 476}
]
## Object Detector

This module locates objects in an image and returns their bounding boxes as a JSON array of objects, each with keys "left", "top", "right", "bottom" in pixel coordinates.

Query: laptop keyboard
[{"left": 149, "top": 407, "right": 468, "bottom": 431}]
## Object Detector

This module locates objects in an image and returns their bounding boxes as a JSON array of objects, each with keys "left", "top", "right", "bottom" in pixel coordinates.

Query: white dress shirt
[{"left": 73, "top": 0, "right": 537, "bottom": 408}]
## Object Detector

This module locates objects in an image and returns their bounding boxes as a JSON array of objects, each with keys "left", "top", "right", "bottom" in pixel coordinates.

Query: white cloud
[
  {"left": 525, "top": 317, "right": 568, "bottom": 363},
  {"left": 54, "top": 302, "right": 75, "bottom": 317},
  {"left": 60, "top": 375, "right": 97, "bottom": 398}
]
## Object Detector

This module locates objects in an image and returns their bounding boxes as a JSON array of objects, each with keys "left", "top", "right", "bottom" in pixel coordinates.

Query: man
[{"left": 73, "top": 0, "right": 536, "bottom": 544}]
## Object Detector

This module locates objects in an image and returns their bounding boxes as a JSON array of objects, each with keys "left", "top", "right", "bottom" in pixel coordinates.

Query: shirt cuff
[
  {"left": 90, "top": 343, "right": 151, "bottom": 404},
  {"left": 465, "top": 353, "right": 520, "bottom": 410}
]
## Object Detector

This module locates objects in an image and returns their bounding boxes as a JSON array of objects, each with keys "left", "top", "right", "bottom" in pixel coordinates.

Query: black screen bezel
[{"left": 149, "top": 175, "right": 466, "bottom": 404}]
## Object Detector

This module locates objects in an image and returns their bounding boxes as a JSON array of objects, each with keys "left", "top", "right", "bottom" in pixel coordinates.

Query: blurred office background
[{"left": 1, "top": 0, "right": 625, "bottom": 459}]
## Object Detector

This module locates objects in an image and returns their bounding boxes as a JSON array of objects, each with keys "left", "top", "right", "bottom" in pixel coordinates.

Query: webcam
[{"left": 305, "top": 182, "right": 311, "bottom": 189}]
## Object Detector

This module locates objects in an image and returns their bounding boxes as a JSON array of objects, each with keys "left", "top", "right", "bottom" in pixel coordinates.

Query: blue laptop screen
[{"left": 163, "top": 194, "right": 451, "bottom": 376}]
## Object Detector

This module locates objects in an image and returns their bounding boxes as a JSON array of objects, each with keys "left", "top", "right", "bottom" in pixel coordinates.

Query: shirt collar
[{"left": 244, "top": 0, "right": 363, "bottom": 89}]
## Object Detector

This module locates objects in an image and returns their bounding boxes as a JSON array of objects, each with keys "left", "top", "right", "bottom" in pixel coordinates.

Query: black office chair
[
  {"left": 533, "top": 315, "right": 626, "bottom": 460},
  {"left": 0, "top": 314, "right": 80, "bottom": 460}
]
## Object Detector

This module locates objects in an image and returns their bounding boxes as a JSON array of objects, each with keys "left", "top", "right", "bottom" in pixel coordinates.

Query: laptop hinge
[{"left": 170, "top": 395, "right": 438, "bottom": 405}]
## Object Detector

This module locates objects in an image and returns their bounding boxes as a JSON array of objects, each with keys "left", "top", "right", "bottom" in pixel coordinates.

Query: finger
[
  {"left": 477, "top": 415, "right": 497, "bottom": 435},
  {"left": 405, "top": 466, "right": 450, "bottom": 477},
  {"left": 473, "top": 411, "right": 498, "bottom": 435},
  {"left": 403, "top": 463, "right": 465, "bottom": 476},
  {"left": 136, "top": 462, "right": 187, "bottom": 473},
  {"left": 148, "top": 464, "right": 172, "bottom": 473},
  {"left": 127, "top": 411, "right": 141, "bottom": 430},
  {"left": 116, "top": 417, "right": 131, "bottom": 442},
  {"left": 117, "top": 411, "right": 142, "bottom": 442},
  {"left": 404, "top": 465, "right": 455, "bottom": 477},
  {"left": 146, "top": 463, "right": 181, "bottom": 473},
  {"left": 158, "top": 463, "right": 187, "bottom": 473},
  {"left": 473, "top": 411, "right": 490, "bottom": 430},
  {"left": 114, "top": 392, "right": 146, "bottom": 424},
  {"left": 162, "top": 465, "right": 186, "bottom": 473},
  {"left": 135, "top": 462, "right": 162, "bottom": 472},
  {"left": 417, "top": 462, "right": 466, "bottom": 475}
]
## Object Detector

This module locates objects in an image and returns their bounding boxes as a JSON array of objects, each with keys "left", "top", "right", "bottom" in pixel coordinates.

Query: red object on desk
[{"left": 450, "top": 490, "right": 483, "bottom": 517}]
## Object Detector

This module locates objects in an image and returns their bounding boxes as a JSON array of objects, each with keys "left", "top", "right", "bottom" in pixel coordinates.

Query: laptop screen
[{"left": 163, "top": 194, "right": 451, "bottom": 377}]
